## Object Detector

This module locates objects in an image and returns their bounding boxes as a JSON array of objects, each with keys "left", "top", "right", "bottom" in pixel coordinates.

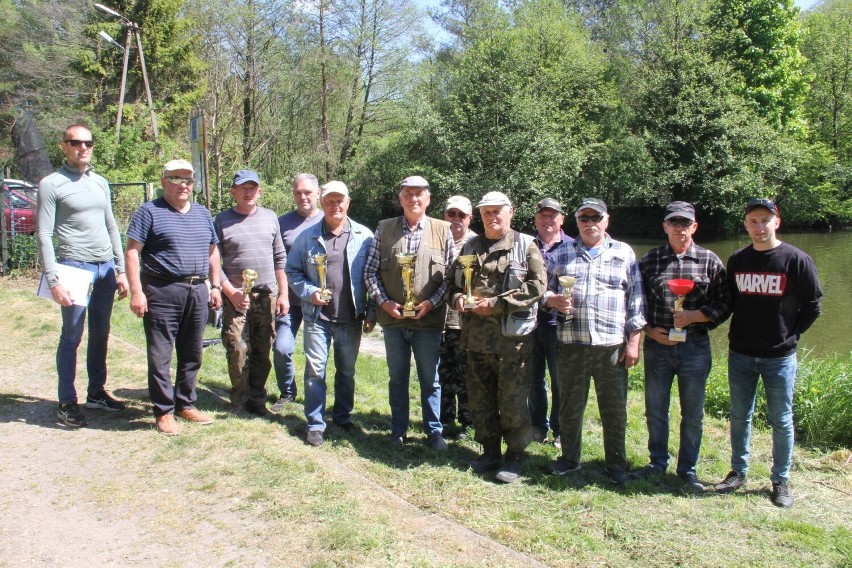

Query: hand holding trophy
[
  {"left": 558, "top": 275, "right": 577, "bottom": 321},
  {"left": 396, "top": 252, "right": 417, "bottom": 317},
  {"left": 667, "top": 278, "right": 695, "bottom": 342},
  {"left": 240, "top": 268, "right": 259, "bottom": 313},
  {"left": 458, "top": 255, "right": 478, "bottom": 309},
  {"left": 313, "top": 254, "right": 333, "bottom": 301}
]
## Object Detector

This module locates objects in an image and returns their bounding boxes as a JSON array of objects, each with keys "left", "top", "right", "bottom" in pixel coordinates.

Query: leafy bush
[{"left": 1, "top": 233, "right": 39, "bottom": 272}]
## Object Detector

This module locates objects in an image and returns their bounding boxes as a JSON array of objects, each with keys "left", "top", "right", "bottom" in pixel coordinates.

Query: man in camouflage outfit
[
  {"left": 447, "top": 191, "right": 546, "bottom": 483},
  {"left": 438, "top": 196, "right": 477, "bottom": 436}
]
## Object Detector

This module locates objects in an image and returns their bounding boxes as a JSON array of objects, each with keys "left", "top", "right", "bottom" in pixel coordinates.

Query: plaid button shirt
[
  {"left": 639, "top": 241, "right": 731, "bottom": 333},
  {"left": 544, "top": 236, "right": 646, "bottom": 346},
  {"left": 363, "top": 216, "right": 455, "bottom": 307}
]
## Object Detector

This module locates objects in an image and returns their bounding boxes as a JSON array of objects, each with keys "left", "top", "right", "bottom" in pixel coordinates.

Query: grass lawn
[{"left": 1, "top": 275, "right": 850, "bottom": 567}]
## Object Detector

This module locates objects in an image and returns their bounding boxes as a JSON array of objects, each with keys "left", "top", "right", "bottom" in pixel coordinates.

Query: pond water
[{"left": 620, "top": 228, "right": 851, "bottom": 358}]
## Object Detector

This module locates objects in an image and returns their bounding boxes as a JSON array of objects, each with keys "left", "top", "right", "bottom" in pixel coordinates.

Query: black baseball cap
[
  {"left": 664, "top": 201, "right": 695, "bottom": 221},
  {"left": 574, "top": 198, "right": 607, "bottom": 215},
  {"left": 537, "top": 198, "right": 563, "bottom": 214},
  {"left": 744, "top": 198, "right": 778, "bottom": 216}
]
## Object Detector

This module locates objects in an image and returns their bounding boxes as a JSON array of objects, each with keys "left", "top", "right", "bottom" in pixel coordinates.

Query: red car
[{"left": 3, "top": 179, "right": 37, "bottom": 235}]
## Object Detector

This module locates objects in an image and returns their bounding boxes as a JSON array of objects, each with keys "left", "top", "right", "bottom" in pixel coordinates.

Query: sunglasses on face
[
  {"left": 666, "top": 217, "right": 693, "bottom": 227},
  {"left": 446, "top": 210, "right": 468, "bottom": 219},
  {"left": 166, "top": 176, "right": 195, "bottom": 185},
  {"left": 577, "top": 214, "right": 604, "bottom": 223},
  {"left": 64, "top": 139, "right": 94, "bottom": 148}
]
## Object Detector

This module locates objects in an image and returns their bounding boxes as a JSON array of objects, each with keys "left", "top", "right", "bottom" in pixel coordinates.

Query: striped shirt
[
  {"left": 214, "top": 207, "right": 286, "bottom": 293},
  {"left": 126, "top": 197, "right": 218, "bottom": 278},
  {"left": 544, "top": 235, "right": 646, "bottom": 346},
  {"left": 639, "top": 241, "right": 730, "bottom": 333}
]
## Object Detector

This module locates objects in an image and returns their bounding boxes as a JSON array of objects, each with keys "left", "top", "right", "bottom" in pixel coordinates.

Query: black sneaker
[
  {"left": 389, "top": 434, "right": 407, "bottom": 448},
  {"left": 57, "top": 402, "right": 88, "bottom": 428},
  {"left": 715, "top": 471, "right": 747, "bottom": 494},
  {"left": 495, "top": 452, "right": 524, "bottom": 483},
  {"left": 630, "top": 464, "right": 665, "bottom": 481},
  {"left": 425, "top": 434, "right": 449, "bottom": 451},
  {"left": 547, "top": 457, "right": 581, "bottom": 476},
  {"left": 85, "top": 392, "right": 126, "bottom": 412},
  {"left": 470, "top": 452, "right": 501, "bottom": 473},
  {"left": 608, "top": 469, "right": 630, "bottom": 485},
  {"left": 271, "top": 395, "right": 295, "bottom": 412},
  {"left": 771, "top": 481, "right": 793, "bottom": 508},
  {"left": 306, "top": 430, "right": 324, "bottom": 447},
  {"left": 678, "top": 471, "right": 705, "bottom": 492}
]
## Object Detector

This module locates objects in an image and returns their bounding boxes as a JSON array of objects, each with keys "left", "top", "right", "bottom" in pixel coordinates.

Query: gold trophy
[
  {"left": 313, "top": 254, "right": 333, "bottom": 301},
  {"left": 667, "top": 279, "right": 695, "bottom": 342},
  {"left": 458, "top": 255, "right": 478, "bottom": 309},
  {"left": 558, "top": 275, "right": 577, "bottom": 321},
  {"left": 396, "top": 252, "right": 417, "bottom": 317},
  {"left": 240, "top": 268, "right": 259, "bottom": 313}
]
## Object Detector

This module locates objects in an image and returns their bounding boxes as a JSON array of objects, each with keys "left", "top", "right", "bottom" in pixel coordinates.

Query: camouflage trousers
[
  {"left": 556, "top": 343, "right": 628, "bottom": 473},
  {"left": 438, "top": 329, "right": 471, "bottom": 427},
  {"left": 221, "top": 292, "right": 276, "bottom": 408},
  {"left": 467, "top": 338, "right": 534, "bottom": 453}
]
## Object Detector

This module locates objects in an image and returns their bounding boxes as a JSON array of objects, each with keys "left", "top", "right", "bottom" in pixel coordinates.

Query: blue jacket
[{"left": 285, "top": 218, "right": 376, "bottom": 323}]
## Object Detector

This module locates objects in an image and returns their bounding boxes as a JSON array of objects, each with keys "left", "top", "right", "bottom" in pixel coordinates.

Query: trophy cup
[
  {"left": 313, "top": 254, "right": 333, "bottom": 301},
  {"left": 458, "top": 255, "right": 478, "bottom": 309},
  {"left": 396, "top": 252, "right": 417, "bottom": 317},
  {"left": 558, "top": 275, "right": 577, "bottom": 321},
  {"left": 667, "top": 278, "right": 695, "bottom": 342},
  {"left": 239, "top": 268, "right": 259, "bottom": 313}
]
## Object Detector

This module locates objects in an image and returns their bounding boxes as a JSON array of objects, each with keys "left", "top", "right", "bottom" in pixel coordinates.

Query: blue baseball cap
[{"left": 232, "top": 169, "right": 261, "bottom": 186}]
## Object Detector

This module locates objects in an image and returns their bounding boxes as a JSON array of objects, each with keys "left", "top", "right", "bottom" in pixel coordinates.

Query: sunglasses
[
  {"left": 577, "top": 214, "right": 604, "bottom": 223},
  {"left": 166, "top": 176, "right": 195, "bottom": 185},
  {"left": 64, "top": 139, "right": 94, "bottom": 148},
  {"left": 446, "top": 210, "right": 468, "bottom": 219},
  {"left": 666, "top": 217, "right": 693, "bottom": 227}
]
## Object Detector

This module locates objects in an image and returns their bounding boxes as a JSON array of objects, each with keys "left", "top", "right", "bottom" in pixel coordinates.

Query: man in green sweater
[{"left": 37, "top": 124, "right": 128, "bottom": 428}]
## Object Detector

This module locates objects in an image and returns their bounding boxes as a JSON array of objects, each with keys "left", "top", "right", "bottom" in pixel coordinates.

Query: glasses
[
  {"left": 577, "top": 214, "right": 604, "bottom": 223},
  {"left": 446, "top": 211, "right": 468, "bottom": 219},
  {"left": 166, "top": 176, "right": 195, "bottom": 185},
  {"left": 666, "top": 217, "right": 693, "bottom": 227},
  {"left": 64, "top": 139, "right": 94, "bottom": 148}
]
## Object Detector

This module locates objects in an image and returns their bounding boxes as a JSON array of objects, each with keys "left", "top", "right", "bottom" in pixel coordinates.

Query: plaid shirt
[
  {"left": 544, "top": 235, "right": 646, "bottom": 346},
  {"left": 364, "top": 216, "right": 456, "bottom": 307},
  {"left": 639, "top": 241, "right": 730, "bottom": 332}
]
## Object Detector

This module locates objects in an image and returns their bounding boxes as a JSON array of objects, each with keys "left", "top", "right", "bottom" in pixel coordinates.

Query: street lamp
[{"left": 94, "top": 3, "right": 159, "bottom": 143}]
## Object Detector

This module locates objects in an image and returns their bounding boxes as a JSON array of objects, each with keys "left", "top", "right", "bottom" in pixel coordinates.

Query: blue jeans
[
  {"left": 273, "top": 307, "right": 302, "bottom": 399},
  {"left": 383, "top": 326, "right": 443, "bottom": 437},
  {"left": 56, "top": 259, "right": 117, "bottom": 404},
  {"left": 528, "top": 324, "right": 559, "bottom": 435},
  {"left": 643, "top": 334, "right": 712, "bottom": 475},
  {"left": 302, "top": 318, "right": 362, "bottom": 432},
  {"left": 728, "top": 350, "right": 797, "bottom": 483}
]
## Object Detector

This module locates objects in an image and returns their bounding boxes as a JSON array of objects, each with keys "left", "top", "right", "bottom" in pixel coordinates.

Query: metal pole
[
  {"left": 115, "top": 27, "right": 133, "bottom": 143},
  {"left": 201, "top": 112, "right": 211, "bottom": 210},
  {"left": 133, "top": 26, "right": 159, "bottom": 143}
]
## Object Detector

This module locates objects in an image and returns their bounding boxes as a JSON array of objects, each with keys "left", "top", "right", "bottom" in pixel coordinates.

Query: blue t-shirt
[{"left": 126, "top": 197, "right": 218, "bottom": 278}]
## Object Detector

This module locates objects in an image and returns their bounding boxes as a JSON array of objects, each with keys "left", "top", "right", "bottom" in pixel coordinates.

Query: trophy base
[
  {"left": 402, "top": 309, "right": 417, "bottom": 318},
  {"left": 319, "top": 290, "right": 332, "bottom": 302},
  {"left": 668, "top": 328, "right": 687, "bottom": 342},
  {"left": 463, "top": 301, "right": 476, "bottom": 309}
]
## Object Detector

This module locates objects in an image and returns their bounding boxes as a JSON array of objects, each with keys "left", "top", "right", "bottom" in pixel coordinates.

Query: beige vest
[{"left": 376, "top": 216, "right": 449, "bottom": 330}]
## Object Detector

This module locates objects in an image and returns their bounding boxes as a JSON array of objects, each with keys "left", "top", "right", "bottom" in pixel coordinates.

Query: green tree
[{"left": 708, "top": 0, "right": 807, "bottom": 129}]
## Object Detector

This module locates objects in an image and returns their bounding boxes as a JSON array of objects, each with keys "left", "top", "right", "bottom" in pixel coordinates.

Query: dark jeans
[
  {"left": 438, "top": 328, "right": 471, "bottom": 427},
  {"left": 643, "top": 334, "right": 711, "bottom": 475},
  {"left": 142, "top": 277, "right": 209, "bottom": 416},
  {"left": 528, "top": 323, "right": 559, "bottom": 435},
  {"left": 557, "top": 343, "right": 628, "bottom": 473},
  {"left": 56, "top": 259, "right": 117, "bottom": 404},
  {"left": 221, "top": 292, "right": 276, "bottom": 407},
  {"left": 273, "top": 307, "right": 302, "bottom": 399}
]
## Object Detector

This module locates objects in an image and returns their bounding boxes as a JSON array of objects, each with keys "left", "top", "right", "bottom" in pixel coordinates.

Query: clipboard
[{"left": 37, "top": 264, "right": 96, "bottom": 307}]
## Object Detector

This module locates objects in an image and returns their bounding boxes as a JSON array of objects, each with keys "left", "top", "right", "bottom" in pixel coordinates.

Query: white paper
[{"left": 37, "top": 264, "right": 96, "bottom": 307}]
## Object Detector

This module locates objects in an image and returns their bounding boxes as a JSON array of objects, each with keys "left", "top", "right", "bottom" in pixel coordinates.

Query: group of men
[{"left": 37, "top": 123, "right": 822, "bottom": 507}]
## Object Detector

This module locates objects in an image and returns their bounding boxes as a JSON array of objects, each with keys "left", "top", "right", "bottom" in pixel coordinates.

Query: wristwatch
[{"left": 210, "top": 284, "right": 222, "bottom": 291}]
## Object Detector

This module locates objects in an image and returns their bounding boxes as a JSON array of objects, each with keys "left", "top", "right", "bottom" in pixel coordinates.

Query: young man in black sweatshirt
[{"left": 715, "top": 198, "right": 823, "bottom": 508}]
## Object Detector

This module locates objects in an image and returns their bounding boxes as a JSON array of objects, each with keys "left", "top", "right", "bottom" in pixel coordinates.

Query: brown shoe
[
  {"left": 176, "top": 408, "right": 214, "bottom": 425},
  {"left": 156, "top": 413, "right": 180, "bottom": 436}
]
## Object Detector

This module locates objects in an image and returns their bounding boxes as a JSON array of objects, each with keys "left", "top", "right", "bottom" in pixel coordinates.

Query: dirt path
[{"left": 0, "top": 281, "right": 542, "bottom": 568}]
